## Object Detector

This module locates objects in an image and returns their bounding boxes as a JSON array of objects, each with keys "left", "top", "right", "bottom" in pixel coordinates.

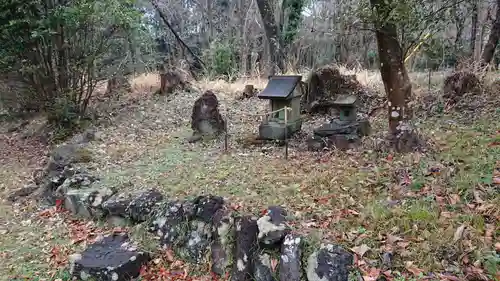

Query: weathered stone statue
[{"left": 188, "top": 90, "right": 226, "bottom": 143}]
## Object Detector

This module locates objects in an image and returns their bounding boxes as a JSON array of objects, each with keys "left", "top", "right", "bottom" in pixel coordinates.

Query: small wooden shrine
[{"left": 257, "top": 75, "right": 303, "bottom": 140}]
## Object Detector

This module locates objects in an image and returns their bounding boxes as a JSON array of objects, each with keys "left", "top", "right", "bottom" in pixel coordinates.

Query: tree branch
[{"left": 150, "top": 0, "right": 206, "bottom": 69}]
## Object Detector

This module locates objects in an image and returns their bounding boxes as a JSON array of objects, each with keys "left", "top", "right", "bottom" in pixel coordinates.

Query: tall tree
[
  {"left": 256, "top": 0, "right": 285, "bottom": 74},
  {"left": 481, "top": 0, "right": 500, "bottom": 65},
  {"left": 470, "top": 0, "right": 479, "bottom": 58},
  {"left": 370, "top": 0, "right": 413, "bottom": 140}
]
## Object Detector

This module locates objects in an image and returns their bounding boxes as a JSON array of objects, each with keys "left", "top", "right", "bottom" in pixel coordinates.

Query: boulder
[
  {"left": 279, "top": 234, "right": 302, "bottom": 281},
  {"left": 306, "top": 244, "right": 353, "bottom": 281},
  {"left": 40, "top": 164, "right": 78, "bottom": 197},
  {"left": 253, "top": 253, "right": 274, "bottom": 281},
  {"left": 64, "top": 184, "right": 115, "bottom": 219},
  {"left": 102, "top": 188, "right": 164, "bottom": 222},
  {"left": 188, "top": 90, "right": 226, "bottom": 143},
  {"left": 55, "top": 171, "right": 98, "bottom": 197},
  {"left": 35, "top": 143, "right": 94, "bottom": 204},
  {"left": 125, "top": 188, "right": 164, "bottom": 222},
  {"left": 101, "top": 192, "right": 136, "bottom": 218},
  {"left": 231, "top": 216, "right": 259, "bottom": 281},
  {"left": 182, "top": 195, "right": 225, "bottom": 263},
  {"left": 211, "top": 208, "right": 234, "bottom": 276},
  {"left": 149, "top": 200, "right": 196, "bottom": 248},
  {"left": 69, "top": 233, "right": 150, "bottom": 281},
  {"left": 257, "top": 206, "right": 290, "bottom": 246}
]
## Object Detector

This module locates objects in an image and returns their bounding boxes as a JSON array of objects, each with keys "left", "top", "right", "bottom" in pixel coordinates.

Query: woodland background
[{"left": 1, "top": 0, "right": 500, "bottom": 123}]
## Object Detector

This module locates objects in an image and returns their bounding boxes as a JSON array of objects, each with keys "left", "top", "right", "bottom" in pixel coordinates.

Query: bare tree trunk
[
  {"left": 370, "top": 0, "right": 412, "bottom": 136},
  {"left": 362, "top": 23, "right": 371, "bottom": 68},
  {"left": 481, "top": 0, "right": 500, "bottom": 65},
  {"left": 256, "top": 0, "right": 285, "bottom": 74},
  {"left": 452, "top": 6, "right": 465, "bottom": 60},
  {"left": 205, "top": 0, "right": 214, "bottom": 50},
  {"left": 471, "top": 0, "right": 478, "bottom": 58},
  {"left": 480, "top": 8, "right": 491, "bottom": 55}
]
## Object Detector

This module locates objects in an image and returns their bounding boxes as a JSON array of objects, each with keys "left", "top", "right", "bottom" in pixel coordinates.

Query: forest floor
[{"left": 0, "top": 68, "right": 499, "bottom": 281}]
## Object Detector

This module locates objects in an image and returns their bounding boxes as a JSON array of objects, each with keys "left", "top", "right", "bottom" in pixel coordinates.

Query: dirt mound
[
  {"left": 413, "top": 76, "right": 499, "bottom": 119},
  {"left": 450, "top": 79, "right": 500, "bottom": 115},
  {"left": 301, "top": 64, "right": 381, "bottom": 115},
  {"left": 443, "top": 71, "right": 482, "bottom": 101}
]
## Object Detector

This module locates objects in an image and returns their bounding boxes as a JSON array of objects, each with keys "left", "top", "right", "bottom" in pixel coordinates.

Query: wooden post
[
  {"left": 428, "top": 68, "right": 432, "bottom": 92},
  {"left": 284, "top": 107, "right": 289, "bottom": 160},
  {"left": 224, "top": 117, "right": 228, "bottom": 152}
]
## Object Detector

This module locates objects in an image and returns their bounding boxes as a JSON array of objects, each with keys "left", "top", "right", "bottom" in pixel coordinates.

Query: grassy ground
[{"left": 0, "top": 69, "right": 498, "bottom": 280}]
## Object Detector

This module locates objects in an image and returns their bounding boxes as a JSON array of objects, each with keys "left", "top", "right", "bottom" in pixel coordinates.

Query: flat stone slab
[
  {"left": 306, "top": 244, "right": 353, "bottom": 281},
  {"left": 125, "top": 188, "right": 164, "bottom": 222},
  {"left": 69, "top": 233, "right": 150, "bottom": 281}
]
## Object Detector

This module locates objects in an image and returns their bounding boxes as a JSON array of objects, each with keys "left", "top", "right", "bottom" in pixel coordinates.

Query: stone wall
[{"left": 20, "top": 143, "right": 354, "bottom": 281}]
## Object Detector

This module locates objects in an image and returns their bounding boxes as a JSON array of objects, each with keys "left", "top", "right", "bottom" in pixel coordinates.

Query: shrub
[
  {"left": 204, "top": 41, "right": 238, "bottom": 79},
  {"left": 0, "top": 0, "right": 143, "bottom": 124}
]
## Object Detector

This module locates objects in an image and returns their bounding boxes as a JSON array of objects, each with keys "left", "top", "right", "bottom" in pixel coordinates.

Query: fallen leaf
[
  {"left": 351, "top": 244, "right": 371, "bottom": 257},
  {"left": 493, "top": 176, "right": 500, "bottom": 185},
  {"left": 382, "top": 270, "right": 392, "bottom": 277},
  {"left": 386, "top": 234, "right": 403, "bottom": 244},
  {"left": 165, "top": 249, "right": 175, "bottom": 263},
  {"left": 270, "top": 258, "right": 278, "bottom": 272},
  {"left": 396, "top": 241, "right": 410, "bottom": 249},
  {"left": 55, "top": 199, "right": 64, "bottom": 212},
  {"left": 405, "top": 261, "right": 424, "bottom": 276},
  {"left": 437, "top": 274, "right": 461, "bottom": 281},
  {"left": 462, "top": 254, "right": 470, "bottom": 264},
  {"left": 435, "top": 196, "right": 446, "bottom": 206},
  {"left": 473, "top": 191, "right": 485, "bottom": 203},
  {"left": 346, "top": 209, "right": 360, "bottom": 216},
  {"left": 314, "top": 194, "right": 336, "bottom": 204},
  {"left": 453, "top": 224, "right": 466, "bottom": 242},
  {"left": 362, "top": 267, "right": 381, "bottom": 281},
  {"left": 440, "top": 211, "right": 453, "bottom": 218},
  {"left": 448, "top": 194, "right": 460, "bottom": 205}
]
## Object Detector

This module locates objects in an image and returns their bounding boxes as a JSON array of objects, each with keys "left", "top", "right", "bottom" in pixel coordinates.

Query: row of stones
[{"left": 52, "top": 167, "right": 353, "bottom": 281}]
